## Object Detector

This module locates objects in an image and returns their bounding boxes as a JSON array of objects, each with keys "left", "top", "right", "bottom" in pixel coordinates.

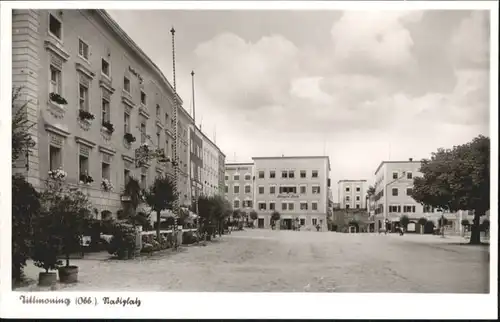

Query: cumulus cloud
[
  {"left": 450, "top": 11, "right": 490, "bottom": 68},
  {"left": 329, "top": 11, "right": 423, "bottom": 74},
  {"left": 193, "top": 33, "right": 300, "bottom": 110}
]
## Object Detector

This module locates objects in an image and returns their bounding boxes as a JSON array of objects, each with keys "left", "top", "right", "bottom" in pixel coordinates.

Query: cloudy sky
[{"left": 108, "top": 9, "right": 490, "bottom": 200}]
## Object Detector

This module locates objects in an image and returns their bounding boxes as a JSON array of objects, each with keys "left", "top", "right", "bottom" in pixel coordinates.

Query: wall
[
  {"left": 14, "top": 9, "right": 190, "bottom": 218},
  {"left": 225, "top": 163, "right": 254, "bottom": 213},
  {"left": 252, "top": 157, "right": 329, "bottom": 230}
]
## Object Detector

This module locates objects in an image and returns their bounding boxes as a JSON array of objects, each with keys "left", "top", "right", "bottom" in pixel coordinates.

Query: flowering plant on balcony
[
  {"left": 124, "top": 133, "right": 136, "bottom": 144},
  {"left": 49, "top": 92, "right": 68, "bottom": 105},
  {"left": 78, "top": 109, "right": 95, "bottom": 122},
  {"left": 48, "top": 167, "right": 67, "bottom": 181},
  {"left": 102, "top": 121, "right": 115, "bottom": 134},
  {"left": 101, "top": 179, "right": 114, "bottom": 191},
  {"left": 79, "top": 173, "right": 94, "bottom": 185}
]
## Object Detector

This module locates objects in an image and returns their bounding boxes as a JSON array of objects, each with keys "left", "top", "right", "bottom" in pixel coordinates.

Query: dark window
[
  {"left": 282, "top": 203, "right": 287, "bottom": 211},
  {"left": 312, "top": 170, "right": 318, "bottom": 178},
  {"left": 392, "top": 188, "right": 398, "bottom": 196},
  {"left": 258, "top": 171, "right": 264, "bottom": 179},
  {"left": 393, "top": 172, "right": 398, "bottom": 179},
  {"left": 141, "top": 90, "right": 146, "bottom": 105},
  {"left": 281, "top": 171, "right": 288, "bottom": 178},
  {"left": 49, "top": 14, "right": 62, "bottom": 39},
  {"left": 270, "top": 186, "right": 276, "bottom": 194},
  {"left": 407, "top": 172, "right": 413, "bottom": 179},
  {"left": 406, "top": 188, "right": 413, "bottom": 196},
  {"left": 270, "top": 171, "right": 275, "bottom": 178},
  {"left": 49, "top": 145, "right": 61, "bottom": 171},
  {"left": 269, "top": 202, "right": 275, "bottom": 210},
  {"left": 101, "top": 59, "right": 110, "bottom": 77},
  {"left": 288, "top": 171, "right": 295, "bottom": 178},
  {"left": 258, "top": 186, "right": 264, "bottom": 194},
  {"left": 123, "top": 77, "right": 130, "bottom": 93},
  {"left": 356, "top": 187, "right": 360, "bottom": 192},
  {"left": 300, "top": 170, "right": 306, "bottom": 178}
]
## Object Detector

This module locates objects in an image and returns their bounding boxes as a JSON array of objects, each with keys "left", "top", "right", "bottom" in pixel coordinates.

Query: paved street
[{"left": 18, "top": 229, "right": 489, "bottom": 293}]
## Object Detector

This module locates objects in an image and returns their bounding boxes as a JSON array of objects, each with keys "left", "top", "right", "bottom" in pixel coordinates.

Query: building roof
[
  {"left": 252, "top": 156, "right": 331, "bottom": 171},
  {"left": 374, "top": 160, "right": 422, "bottom": 175},
  {"left": 338, "top": 179, "right": 367, "bottom": 183},
  {"left": 225, "top": 162, "right": 254, "bottom": 167}
]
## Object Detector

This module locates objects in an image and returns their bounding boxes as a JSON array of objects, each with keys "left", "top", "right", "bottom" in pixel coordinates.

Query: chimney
[{"left": 409, "top": 158, "right": 413, "bottom": 162}]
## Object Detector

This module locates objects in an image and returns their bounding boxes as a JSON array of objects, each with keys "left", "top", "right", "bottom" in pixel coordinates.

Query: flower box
[
  {"left": 102, "top": 121, "right": 115, "bottom": 134},
  {"left": 49, "top": 92, "right": 68, "bottom": 105},
  {"left": 124, "top": 133, "right": 136, "bottom": 143},
  {"left": 78, "top": 109, "right": 95, "bottom": 122}
]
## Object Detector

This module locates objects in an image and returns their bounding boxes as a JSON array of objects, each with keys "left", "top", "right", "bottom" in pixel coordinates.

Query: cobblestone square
[{"left": 18, "top": 229, "right": 490, "bottom": 293}]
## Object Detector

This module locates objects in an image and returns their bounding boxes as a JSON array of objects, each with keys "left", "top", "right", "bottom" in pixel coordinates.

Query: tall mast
[
  {"left": 170, "top": 26, "right": 180, "bottom": 247},
  {"left": 191, "top": 70, "right": 196, "bottom": 124}
]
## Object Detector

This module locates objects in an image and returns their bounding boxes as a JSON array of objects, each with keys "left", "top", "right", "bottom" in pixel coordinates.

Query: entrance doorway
[
  {"left": 258, "top": 218, "right": 264, "bottom": 229},
  {"left": 282, "top": 219, "right": 292, "bottom": 230}
]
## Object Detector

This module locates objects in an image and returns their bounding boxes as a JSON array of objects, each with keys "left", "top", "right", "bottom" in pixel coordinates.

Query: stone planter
[
  {"left": 58, "top": 265, "right": 79, "bottom": 284},
  {"left": 38, "top": 272, "right": 57, "bottom": 287}
]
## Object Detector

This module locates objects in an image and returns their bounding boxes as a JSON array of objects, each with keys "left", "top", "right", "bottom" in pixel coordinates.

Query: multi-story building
[
  {"left": 12, "top": 9, "right": 194, "bottom": 219},
  {"left": 338, "top": 180, "right": 368, "bottom": 209},
  {"left": 373, "top": 159, "right": 429, "bottom": 231},
  {"left": 218, "top": 152, "right": 226, "bottom": 196},
  {"left": 176, "top": 108, "right": 192, "bottom": 207},
  {"left": 189, "top": 126, "right": 203, "bottom": 205},
  {"left": 252, "top": 156, "right": 331, "bottom": 231},
  {"left": 200, "top": 131, "right": 222, "bottom": 197},
  {"left": 224, "top": 162, "right": 255, "bottom": 214}
]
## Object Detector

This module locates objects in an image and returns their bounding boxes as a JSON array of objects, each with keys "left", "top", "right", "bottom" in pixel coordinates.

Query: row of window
[
  {"left": 344, "top": 204, "right": 362, "bottom": 209},
  {"left": 391, "top": 187, "right": 413, "bottom": 196},
  {"left": 225, "top": 169, "right": 320, "bottom": 181},
  {"left": 345, "top": 195, "right": 362, "bottom": 202},
  {"left": 226, "top": 185, "right": 321, "bottom": 195},
  {"left": 344, "top": 186, "right": 362, "bottom": 192},
  {"left": 393, "top": 171, "right": 413, "bottom": 180},
  {"left": 388, "top": 205, "right": 417, "bottom": 213},
  {"left": 232, "top": 200, "right": 320, "bottom": 211}
]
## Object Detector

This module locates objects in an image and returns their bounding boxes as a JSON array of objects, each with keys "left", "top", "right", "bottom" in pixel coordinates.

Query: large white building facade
[
  {"left": 252, "top": 156, "right": 331, "bottom": 231},
  {"left": 200, "top": 132, "right": 223, "bottom": 197},
  {"left": 338, "top": 179, "right": 368, "bottom": 209},
  {"left": 373, "top": 159, "right": 490, "bottom": 233},
  {"left": 224, "top": 163, "right": 255, "bottom": 213}
]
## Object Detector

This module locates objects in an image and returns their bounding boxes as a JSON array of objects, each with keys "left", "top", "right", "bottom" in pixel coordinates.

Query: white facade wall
[
  {"left": 201, "top": 136, "right": 220, "bottom": 196},
  {"left": 252, "top": 156, "right": 330, "bottom": 231},
  {"left": 338, "top": 180, "right": 368, "bottom": 209}
]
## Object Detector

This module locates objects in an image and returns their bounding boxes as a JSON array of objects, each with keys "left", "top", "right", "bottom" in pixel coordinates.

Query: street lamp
[{"left": 383, "top": 171, "right": 407, "bottom": 233}]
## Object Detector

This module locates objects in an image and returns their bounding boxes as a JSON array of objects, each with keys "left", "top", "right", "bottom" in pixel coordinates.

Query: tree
[
  {"left": 417, "top": 217, "right": 427, "bottom": 234},
  {"left": 39, "top": 182, "right": 93, "bottom": 268},
  {"left": 143, "top": 175, "right": 178, "bottom": 240},
  {"left": 400, "top": 215, "right": 410, "bottom": 231},
  {"left": 412, "top": 135, "right": 489, "bottom": 244},
  {"left": 270, "top": 211, "right": 281, "bottom": 228},
  {"left": 12, "top": 174, "right": 41, "bottom": 283},
  {"left": 12, "top": 87, "right": 36, "bottom": 165},
  {"left": 250, "top": 210, "right": 258, "bottom": 222}
]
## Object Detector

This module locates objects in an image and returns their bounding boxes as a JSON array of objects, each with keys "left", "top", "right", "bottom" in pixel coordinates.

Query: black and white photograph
[{"left": 1, "top": 1, "right": 498, "bottom": 319}]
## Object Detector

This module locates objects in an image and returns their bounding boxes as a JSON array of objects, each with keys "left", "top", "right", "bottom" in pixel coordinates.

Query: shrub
[{"left": 12, "top": 174, "right": 41, "bottom": 282}]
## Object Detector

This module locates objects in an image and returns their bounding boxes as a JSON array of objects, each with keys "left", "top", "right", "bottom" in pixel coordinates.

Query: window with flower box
[
  {"left": 79, "top": 82, "right": 89, "bottom": 111},
  {"left": 101, "top": 97, "right": 110, "bottom": 123},
  {"left": 49, "top": 145, "right": 62, "bottom": 171},
  {"left": 50, "top": 64, "right": 62, "bottom": 95}
]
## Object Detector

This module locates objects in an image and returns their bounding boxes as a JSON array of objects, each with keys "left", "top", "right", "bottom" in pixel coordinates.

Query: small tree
[
  {"left": 250, "top": 210, "right": 258, "bottom": 224},
  {"left": 418, "top": 217, "right": 427, "bottom": 234},
  {"left": 12, "top": 87, "right": 36, "bottom": 165},
  {"left": 270, "top": 211, "right": 281, "bottom": 228},
  {"left": 12, "top": 174, "right": 41, "bottom": 283},
  {"left": 400, "top": 215, "right": 410, "bottom": 231},
  {"left": 412, "top": 135, "right": 489, "bottom": 244},
  {"left": 143, "top": 175, "right": 178, "bottom": 241},
  {"left": 39, "top": 183, "right": 93, "bottom": 268}
]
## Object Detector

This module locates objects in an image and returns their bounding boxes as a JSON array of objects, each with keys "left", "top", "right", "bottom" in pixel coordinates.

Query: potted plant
[
  {"left": 79, "top": 173, "right": 93, "bottom": 185},
  {"left": 78, "top": 109, "right": 95, "bottom": 122},
  {"left": 32, "top": 210, "right": 62, "bottom": 287},
  {"left": 124, "top": 132, "right": 136, "bottom": 144},
  {"left": 101, "top": 179, "right": 114, "bottom": 192},
  {"left": 48, "top": 167, "right": 67, "bottom": 181},
  {"left": 102, "top": 121, "right": 115, "bottom": 134},
  {"left": 49, "top": 92, "right": 68, "bottom": 105}
]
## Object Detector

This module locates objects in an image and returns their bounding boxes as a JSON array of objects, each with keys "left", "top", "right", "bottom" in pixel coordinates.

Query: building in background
[
  {"left": 337, "top": 179, "right": 368, "bottom": 209},
  {"left": 224, "top": 162, "right": 255, "bottom": 215},
  {"left": 11, "top": 9, "right": 190, "bottom": 219},
  {"left": 373, "top": 159, "right": 429, "bottom": 232},
  {"left": 252, "top": 156, "right": 331, "bottom": 231},
  {"left": 199, "top": 131, "right": 223, "bottom": 197},
  {"left": 189, "top": 126, "right": 203, "bottom": 206},
  {"left": 176, "top": 107, "right": 192, "bottom": 207},
  {"left": 218, "top": 152, "right": 226, "bottom": 196}
]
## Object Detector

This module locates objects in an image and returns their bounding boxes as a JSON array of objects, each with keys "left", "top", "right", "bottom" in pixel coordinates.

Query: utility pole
[{"left": 170, "top": 26, "right": 179, "bottom": 249}]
